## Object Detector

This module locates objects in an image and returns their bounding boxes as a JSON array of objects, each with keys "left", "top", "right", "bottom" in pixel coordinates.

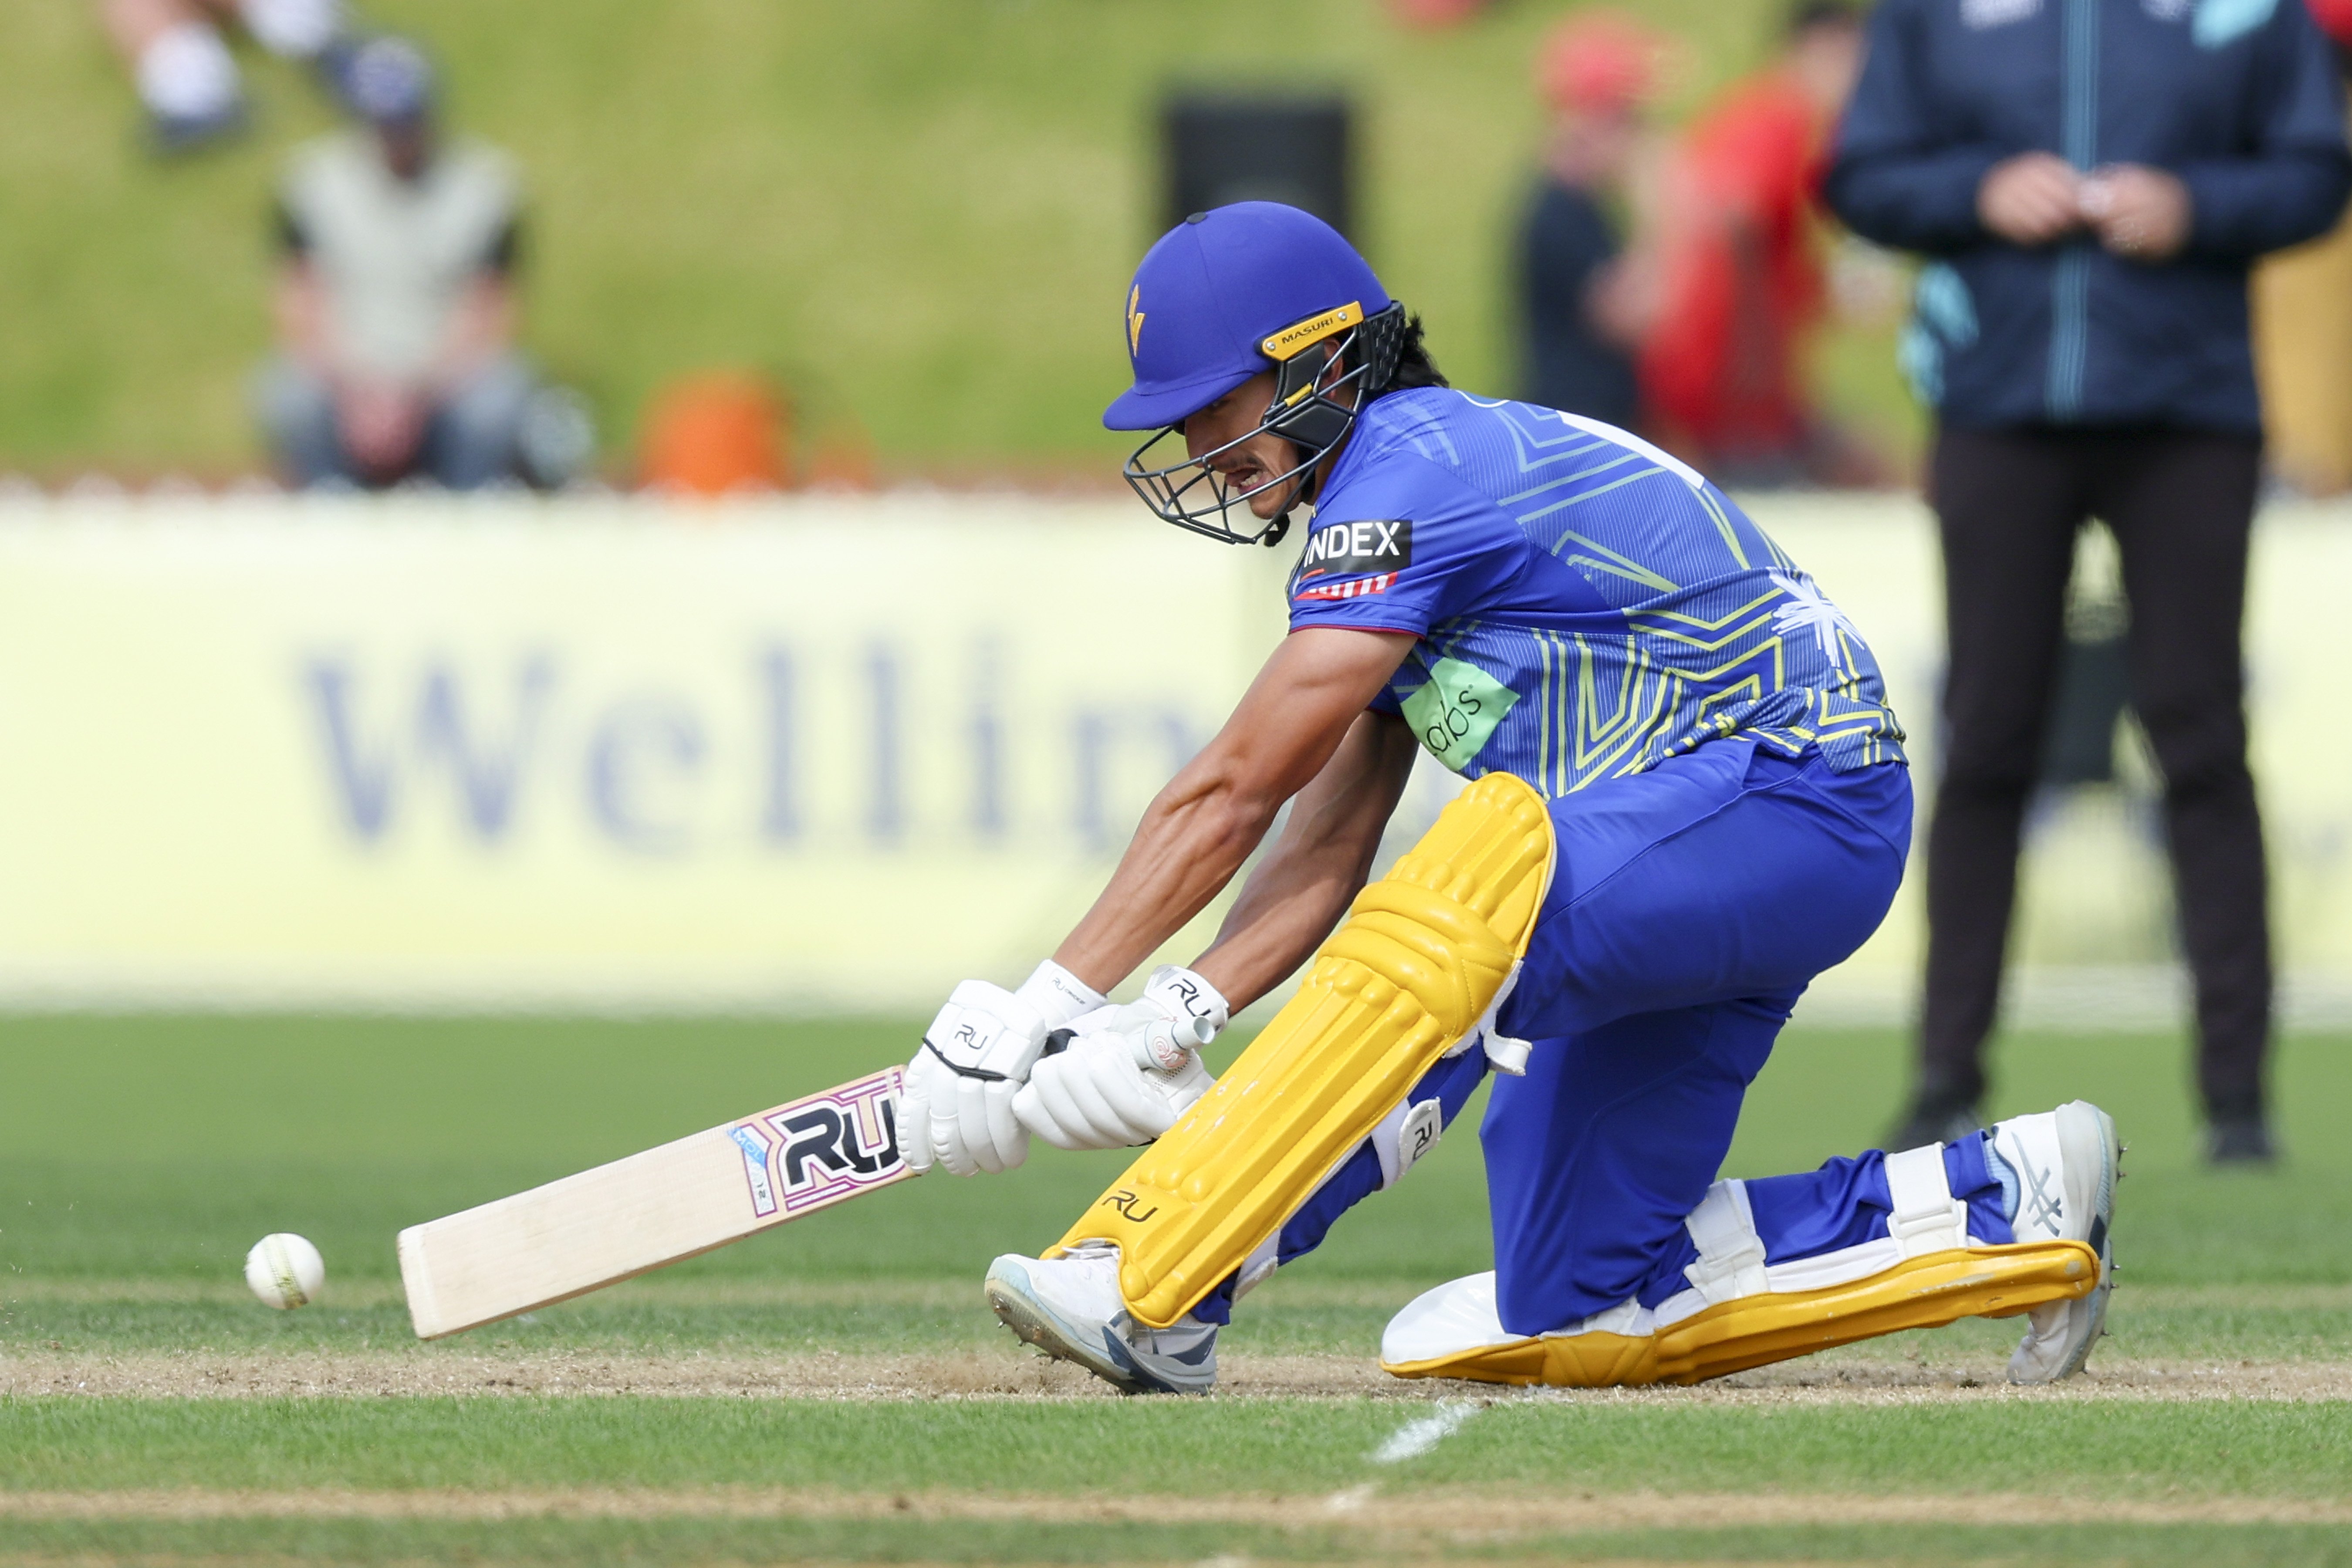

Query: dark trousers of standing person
[{"left": 1913, "top": 426, "right": 2271, "bottom": 1141}]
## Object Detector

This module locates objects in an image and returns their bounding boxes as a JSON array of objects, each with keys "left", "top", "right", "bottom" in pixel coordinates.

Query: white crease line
[{"left": 1369, "top": 1399, "right": 1480, "bottom": 1463}]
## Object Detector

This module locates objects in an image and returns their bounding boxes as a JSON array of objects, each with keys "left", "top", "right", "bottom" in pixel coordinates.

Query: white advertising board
[
  {"left": 0, "top": 495, "right": 1282, "bottom": 1009},
  {"left": 3, "top": 491, "right": 2347, "bottom": 1022}
]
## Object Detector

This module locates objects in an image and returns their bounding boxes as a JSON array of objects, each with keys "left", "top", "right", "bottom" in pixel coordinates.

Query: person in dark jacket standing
[{"left": 1827, "top": 0, "right": 2351, "bottom": 1163}]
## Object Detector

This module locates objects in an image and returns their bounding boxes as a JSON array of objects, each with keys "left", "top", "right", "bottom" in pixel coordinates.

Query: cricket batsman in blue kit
[{"left": 899, "top": 202, "right": 2118, "bottom": 1395}]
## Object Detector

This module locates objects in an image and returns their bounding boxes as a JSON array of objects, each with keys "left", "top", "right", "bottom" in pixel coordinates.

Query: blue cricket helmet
[
  {"left": 1105, "top": 203, "right": 1391, "bottom": 431},
  {"left": 1108, "top": 203, "right": 1410, "bottom": 545}
]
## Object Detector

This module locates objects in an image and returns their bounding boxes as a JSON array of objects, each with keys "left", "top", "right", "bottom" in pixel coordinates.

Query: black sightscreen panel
[{"left": 1162, "top": 92, "right": 1354, "bottom": 240}]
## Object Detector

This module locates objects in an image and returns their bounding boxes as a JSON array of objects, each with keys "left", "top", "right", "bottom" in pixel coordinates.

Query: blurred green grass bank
[{"left": 0, "top": 0, "right": 1917, "bottom": 479}]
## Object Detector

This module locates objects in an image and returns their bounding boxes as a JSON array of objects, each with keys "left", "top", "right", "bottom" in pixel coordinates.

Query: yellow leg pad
[
  {"left": 1383, "top": 1240, "right": 2098, "bottom": 1388},
  {"left": 1654, "top": 1240, "right": 2099, "bottom": 1384},
  {"left": 1051, "top": 773, "right": 1555, "bottom": 1329},
  {"left": 1386, "top": 1330, "right": 1662, "bottom": 1388}
]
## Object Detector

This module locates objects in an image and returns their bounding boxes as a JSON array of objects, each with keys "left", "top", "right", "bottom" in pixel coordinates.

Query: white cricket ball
[{"left": 244, "top": 1233, "right": 325, "bottom": 1310}]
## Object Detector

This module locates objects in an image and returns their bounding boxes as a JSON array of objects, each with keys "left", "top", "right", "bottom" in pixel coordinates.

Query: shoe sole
[
  {"left": 983, "top": 1258, "right": 1173, "bottom": 1396},
  {"left": 2014, "top": 1101, "right": 2119, "bottom": 1384}
]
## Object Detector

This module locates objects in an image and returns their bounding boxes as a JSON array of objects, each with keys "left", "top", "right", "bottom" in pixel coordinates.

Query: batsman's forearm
[
  {"left": 1051, "top": 778, "right": 1277, "bottom": 997},
  {"left": 1192, "top": 713, "right": 1414, "bottom": 1010},
  {"left": 1047, "top": 630, "right": 1416, "bottom": 1000},
  {"left": 1192, "top": 848, "right": 1363, "bottom": 1012}
]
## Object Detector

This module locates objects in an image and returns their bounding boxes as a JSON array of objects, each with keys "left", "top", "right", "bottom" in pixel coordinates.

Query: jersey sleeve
[{"left": 1285, "top": 450, "right": 1526, "bottom": 639}]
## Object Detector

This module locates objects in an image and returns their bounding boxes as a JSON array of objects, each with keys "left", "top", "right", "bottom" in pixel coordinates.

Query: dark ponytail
[{"left": 1374, "top": 314, "right": 1448, "bottom": 395}]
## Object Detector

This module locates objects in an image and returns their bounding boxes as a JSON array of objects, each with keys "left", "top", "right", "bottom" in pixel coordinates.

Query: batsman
[{"left": 901, "top": 203, "right": 2118, "bottom": 1395}]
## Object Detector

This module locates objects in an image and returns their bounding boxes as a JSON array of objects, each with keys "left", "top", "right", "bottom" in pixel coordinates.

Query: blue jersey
[{"left": 1285, "top": 389, "right": 1905, "bottom": 795}]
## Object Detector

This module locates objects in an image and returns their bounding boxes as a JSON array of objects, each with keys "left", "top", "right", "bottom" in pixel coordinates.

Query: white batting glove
[
  {"left": 902, "top": 960, "right": 1105, "bottom": 1176},
  {"left": 1014, "top": 966, "right": 1230, "bottom": 1152}
]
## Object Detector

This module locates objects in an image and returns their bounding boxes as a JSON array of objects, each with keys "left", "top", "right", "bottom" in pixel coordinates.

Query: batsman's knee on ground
[
  {"left": 1379, "top": 1241, "right": 2097, "bottom": 1387},
  {"left": 1382, "top": 1105, "right": 2118, "bottom": 1388}
]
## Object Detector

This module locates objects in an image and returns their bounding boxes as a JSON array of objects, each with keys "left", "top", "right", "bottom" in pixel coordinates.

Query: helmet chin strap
[
  {"left": 1266, "top": 394, "right": 1356, "bottom": 546},
  {"left": 1264, "top": 454, "right": 1328, "bottom": 548},
  {"left": 1261, "top": 347, "right": 1358, "bottom": 545}
]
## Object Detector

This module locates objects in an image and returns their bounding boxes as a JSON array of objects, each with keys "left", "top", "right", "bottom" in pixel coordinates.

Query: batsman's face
[{"left": 1183, "top": 372, "right": 1303, "bottom": 520}]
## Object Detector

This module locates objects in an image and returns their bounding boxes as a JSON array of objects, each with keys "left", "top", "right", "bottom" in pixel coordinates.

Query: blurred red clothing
[
  {"left": 1538, "top": 10, "right": 1671, "bottom": 117},
  {"left": 2307, "top": 0, "right": 2352, "bottom": 48},
  {"left": 1639, "top": 69, "right": 1829, "bottom": 466}
]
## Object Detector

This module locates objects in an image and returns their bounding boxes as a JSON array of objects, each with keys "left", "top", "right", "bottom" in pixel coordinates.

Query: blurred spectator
[
  {"left": 1829, "top": 0, "right": 2352, "bottom": 1162},
  {"left": 1640, "top": 1, "right": 1867, "bottom": 484},
  {"left": 2315, "top": 0, "right": 2352, "bottom": 62},
  {"left": 253, "top": 38, "right": 547, "bottom": 491},
  {"left": 638, "top": 373, "right": 794, "bottom": 497},
  {"left": 1515, "top": 11, "right": 1669, "bottom": 429},
  {"left": 97, "top": 0, "right": 348, "bottom": 152}
]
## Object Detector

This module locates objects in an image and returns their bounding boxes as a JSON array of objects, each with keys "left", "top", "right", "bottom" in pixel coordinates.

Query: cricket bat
[{"left": 397, "top": 1064, "right": 915, "bottom": 1339}]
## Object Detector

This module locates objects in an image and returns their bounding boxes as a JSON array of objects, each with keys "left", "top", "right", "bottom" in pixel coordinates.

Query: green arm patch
[{"left": 1399, "top": 657, "right": 1520, "bottom": 773}]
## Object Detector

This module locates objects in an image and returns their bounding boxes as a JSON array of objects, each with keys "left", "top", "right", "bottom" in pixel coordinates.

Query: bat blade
[{"left": 398, "top": 1065, "right": 913, "bottom": 1339}]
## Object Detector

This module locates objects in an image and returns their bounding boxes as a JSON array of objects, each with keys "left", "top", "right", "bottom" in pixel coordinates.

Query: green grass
[
  {"left": 0, "top": 0, "right": 1922, "bottom": 476},
  {"left": 15, "top": 1283, "right": 2352, "bottom": 1365},
  {"left": 4, "top": 1395, "right": 2351, "bottom": 1497},
  {"left": 4, "top": 1520, "right": 2352, "bottom": 1568},
  {"left": 6, "top": 1012, "right": 2350, "bottom": 1565},
  {"left": 5, "top": 1015, "right": 2350, "bottom": 1368},
  {"left": 4, "top": 1014, "right": 2347, "bottom": 1301}
]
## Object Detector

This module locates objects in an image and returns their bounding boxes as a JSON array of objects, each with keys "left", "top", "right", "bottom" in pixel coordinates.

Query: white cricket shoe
[
  {"left": 984, "top": 1243, "right": 1219, "bottom": 1396},
  {"left": 1382, "top": 1270, "right": 1517, "bottom": 1367},
  {"left": 1990, "top": 1099, "right": 2119, "bottom": 1384}
]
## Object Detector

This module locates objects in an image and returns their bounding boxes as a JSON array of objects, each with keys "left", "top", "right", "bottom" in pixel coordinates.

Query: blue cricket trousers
[{"left": 1197, "top": 737, "right": 2013, "bottom": 1335}]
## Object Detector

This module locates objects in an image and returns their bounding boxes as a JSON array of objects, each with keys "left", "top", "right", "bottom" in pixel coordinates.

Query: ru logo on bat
[{"left": 727, "top": 1069, "right": 906, "bottom": 1218}]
